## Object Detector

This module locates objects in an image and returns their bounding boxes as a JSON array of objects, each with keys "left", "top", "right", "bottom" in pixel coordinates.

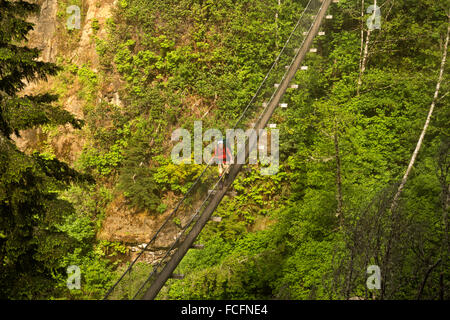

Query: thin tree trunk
[
  {"left": 276, "top": 0, "right": 281, "bottom": 50},
  {"left": 359, "top": 0, "right": 365, "bottom": 72},
  {"left": 357, "top": 0, "right": 374, "bottom": 95},
  {"left": 440, "top": 183, "right": 449, "bottom": 300},
  {"left": 345, "top": 250, "right": 355, "bottom": 299},
  {"left": 417, "top": 259, "right": 442, "bottom": 300},
  {"left": 444, "top": 184, "right": 449, "bottom": 251},
  {"left": 390, "top": 19, "right": 450, "bottom": 212},
  {"left": 334, "top": 122, "right": 344, "bottom": 222},
  {"left": 381, "top": 17, "right": 449, "bottom": 300}
]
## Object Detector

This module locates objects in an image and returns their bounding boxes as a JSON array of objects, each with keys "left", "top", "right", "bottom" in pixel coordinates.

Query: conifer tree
[
  {"left": 0, "top": 0, "right": 82, "bottom": 137},
  {"left": 0, "top": 0, "right": 87, "bottom": 298}
]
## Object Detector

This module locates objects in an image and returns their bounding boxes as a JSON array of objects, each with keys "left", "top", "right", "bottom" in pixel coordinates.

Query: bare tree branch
[
  {"left": 390, "top": 17, "right": 450, "bottom": 212},
  {"left": 417, "top": 259, "right": 442, "bottom": 300}
]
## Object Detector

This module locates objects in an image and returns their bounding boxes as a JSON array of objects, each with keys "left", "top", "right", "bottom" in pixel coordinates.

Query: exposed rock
[
  {"left": 14, "top": 0, "right": 116, "bottom": 160},
  {"left": 27, "top": 0, "right": 59, "bottom": 62},
  {"left": 97, "top": 194, "right": 181, "bottom": 249},
  {"left": 11, "top": 129, "right": 45, "bottom": 154},
  {"left": 73, "top": 0, "right": 116, "bottom": 67}
]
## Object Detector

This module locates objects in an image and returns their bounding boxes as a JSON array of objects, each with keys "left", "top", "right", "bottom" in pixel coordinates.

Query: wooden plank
[
  {"left": 191, "top": 244, "right": 205, "bottom": 250},
  {"left": 210, "top": 216, "right": 222, "bottom": 222},
  {"left": 170, "top": 274, "right": 185, "bottom": 280}
]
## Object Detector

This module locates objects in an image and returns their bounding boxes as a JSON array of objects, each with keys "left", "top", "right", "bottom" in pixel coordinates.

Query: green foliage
[
  {"left": 95, "top": 240, "right": 129, "bottom": 258},
  {"left": 0, "top": 0, "right": 92, "bottom": 299},
  {"left": 91, "top": 18, "right": 100, "bottom": 33},
  {"left": 116, "top": 117, "right": 165, "bottom": 211},
  {"left": 2, "top": 0, "right": 449, "bottom": 300},
  {"left": 158, "top": 0, "right": 449, "bottom": 300},
  {"left": 153, "top": 158, "right": 205, "bottom": 194},
  {"left": 0, "top": 138, "right": 91, "bottom": 299},
  {"left": 79, "top": 140, "right": 126, "bottom": 176},
  {"left": 0, "top": 0, "right": 85, "bottom": 137}
]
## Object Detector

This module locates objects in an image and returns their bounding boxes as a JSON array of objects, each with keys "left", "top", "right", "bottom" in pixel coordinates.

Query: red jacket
[{"left": 214, "top": 144, "right": 233, "bottom": 164}]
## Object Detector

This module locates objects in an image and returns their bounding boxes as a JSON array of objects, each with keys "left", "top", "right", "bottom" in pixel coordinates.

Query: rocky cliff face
[
  {"left": 14, "top": 0, "right": 117, "bottom": 159},
  {"left": 26, "top": 0, "right": 116, "bottom": 64},
  {"left": 15, "top": 0, "right": 180, "bottom": 257},
  {"left": 28, "top": 0, "right": 58, "bottom": 62}
]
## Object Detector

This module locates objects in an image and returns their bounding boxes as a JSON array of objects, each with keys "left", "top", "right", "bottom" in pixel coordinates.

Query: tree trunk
[
  {"left": 417, "top": 259, "right": 442, "bottom": 300},
  {"left": 276, "top": 0, "right": 281, "bottom": 50},
  {"left": 357, "top": 0, "right": 373, "bottom": 95},
  {"left": 334, "top": 122, "right": 344, "bottom": 223},
  {"left": 359, "top": 0, "right": 365, "bottom": 73},
  {"left": 390, "top": 18, "right": 450, "bottom": 212}
]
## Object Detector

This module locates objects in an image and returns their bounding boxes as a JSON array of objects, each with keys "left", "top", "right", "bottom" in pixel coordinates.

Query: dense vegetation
[{"left": 0, "top": 0, "right": 448, "bottom": 300}]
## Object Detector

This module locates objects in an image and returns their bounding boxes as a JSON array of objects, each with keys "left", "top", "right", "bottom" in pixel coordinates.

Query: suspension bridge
[{"left": 103, "top": 0, "right": 337, "bottom": 300}]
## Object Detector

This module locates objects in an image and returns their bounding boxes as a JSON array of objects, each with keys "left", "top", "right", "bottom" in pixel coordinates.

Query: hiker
[{"left": 213, "top": 139, "right": 233, "bottom": 186}]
